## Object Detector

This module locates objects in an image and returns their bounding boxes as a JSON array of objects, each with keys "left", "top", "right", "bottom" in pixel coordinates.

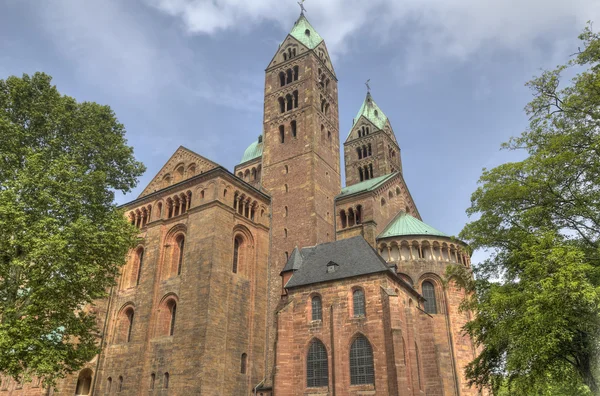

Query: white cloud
[{"left": 146, "top": 0, "right": 600, "bottom": 78}]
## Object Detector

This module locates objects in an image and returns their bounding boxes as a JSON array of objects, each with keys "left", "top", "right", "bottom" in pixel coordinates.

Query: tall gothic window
[
  {"left": 311, "top": 296, "right": 322, "bottom": 321},
  {"left": 350, "top": 336, "right": 375, "bottom": 385},
  {"left": 353, "top": 289, "right": 365, "bottom": 317},
  {"left": 422, "top": 281, "right": 437, "bottom": 314},
  {"left": 307, "top": 339, "right": 328, "bottom": 387}
]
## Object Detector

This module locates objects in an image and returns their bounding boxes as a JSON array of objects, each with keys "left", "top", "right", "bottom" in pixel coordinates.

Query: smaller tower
[{"left": 344, "top": 92, "right": 402, "bottom": 187}]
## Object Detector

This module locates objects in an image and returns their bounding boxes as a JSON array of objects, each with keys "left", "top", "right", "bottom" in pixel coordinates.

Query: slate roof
[
  {"left": 284, "top": 236, "right": 394, "bottom": 288},
  {"left": 282, "top": 247, "right": 303, "bottom": 273},
  {"left": 337, "top": 172, "right": 397, "bottom": 199},
  {"left": 289, "top": 14, "right": 324, "bottom": 50},
  {"left": 239, "top": 137, "right": 263, "bottom": 164},
  {"left": 378, "top": 212, "right": 448, "bottom": 239}
]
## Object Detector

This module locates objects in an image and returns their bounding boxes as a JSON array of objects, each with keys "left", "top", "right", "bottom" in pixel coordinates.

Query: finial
[
  {"left": 365, "top": 79, "right": 371, "bottom": 94},
  {"left": 298, "top": 0, "right": 307, "bottom": 14}
]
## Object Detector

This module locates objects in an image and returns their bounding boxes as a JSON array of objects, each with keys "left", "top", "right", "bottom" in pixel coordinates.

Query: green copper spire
[
  {"left": 289, "top": 14, "right": 323, "bottom": 49},
  {"left": 354, "top": 92, "right": 388, "bottom": 130}
]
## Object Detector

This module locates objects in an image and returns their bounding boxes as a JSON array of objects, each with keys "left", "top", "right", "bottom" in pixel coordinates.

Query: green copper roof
[
  {"left": 337, "top": 173, "right": 397, "bottom": 199},
  {"left": 378, "top": 212, "right": 448, "bottom": 239},
  {"left": 289, "top": 14, "right": 323, "bottom": 49},
  {"left": 354, "top": 92, "right": 388, "bottom": 130},
  {"left": 240, "top": 138, "right": 263, "bottom": 164}
]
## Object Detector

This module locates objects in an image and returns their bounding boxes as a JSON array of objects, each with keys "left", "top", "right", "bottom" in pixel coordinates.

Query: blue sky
[{"left": 1, "top": 0, "right": 597, "bottom": 261}]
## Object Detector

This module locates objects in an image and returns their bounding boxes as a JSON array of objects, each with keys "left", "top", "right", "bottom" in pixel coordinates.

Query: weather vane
[
  {"left": 365, "top": 79, "right": 371, "bottom": 93},
  {"left": 298, "top": 0, "right": 307, "bottom": 14}
]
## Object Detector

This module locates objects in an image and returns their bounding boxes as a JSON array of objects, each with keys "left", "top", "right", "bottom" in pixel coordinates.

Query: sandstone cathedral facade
[{"left": 4, "top": 12, "right": 480, "bottom": 396}]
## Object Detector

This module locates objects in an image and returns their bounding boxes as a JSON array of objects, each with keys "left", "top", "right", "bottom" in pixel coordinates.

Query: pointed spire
[
  {"left": 289, "top": 13, "right": 323, "bottom": 49},
  {"left": 354, "top": 90, "right": 388, "bottom": 130}
]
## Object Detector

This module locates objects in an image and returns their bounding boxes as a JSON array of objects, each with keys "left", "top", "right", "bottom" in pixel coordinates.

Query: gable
[
  {"left": 266, "top": 35, "right": 309, "bottom": 70},
  {"left": 346, "top": 116, "right": 379, "bottom": 142},
  {"left": 138, "top": 146, "right": 219, "bottom": 198},
  {"left": 313, "top": 41, "right": 336, "bottom": 76}
]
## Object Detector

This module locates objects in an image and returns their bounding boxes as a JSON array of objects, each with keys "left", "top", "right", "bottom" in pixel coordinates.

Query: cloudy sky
[{"left": 1, "top": 0, "right": 597, "bottom": 260}]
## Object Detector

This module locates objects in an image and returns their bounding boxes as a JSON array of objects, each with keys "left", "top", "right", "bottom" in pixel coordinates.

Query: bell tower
[
  {"left": 344, "top": 92, "right": 402, "bottom": 187},
  {"left": 262, "top": 12, "right": 341, "bottom": 267},
  {"left": 261, "top": 11, "right": 341, "bottom": 385}
]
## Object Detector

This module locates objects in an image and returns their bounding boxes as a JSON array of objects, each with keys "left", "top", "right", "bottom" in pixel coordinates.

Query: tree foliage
[
  {"left": 0, "top": 73, "right": 145, "bottom": 386},
  {"left": 454, "top": 24, "right": 600, "bottom": 395}
]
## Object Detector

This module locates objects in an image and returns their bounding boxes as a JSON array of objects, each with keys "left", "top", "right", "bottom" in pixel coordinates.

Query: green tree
[
  {"left": 454, "top": 24, "right": 600, "bottom": 395},
  {"left": 0, "top": 73, "right": 145, "bottom": 386}
]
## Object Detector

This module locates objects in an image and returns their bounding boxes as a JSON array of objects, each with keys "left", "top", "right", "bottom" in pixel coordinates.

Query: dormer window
[
  {"left": 374, "top": 110, "right": 379, "bottom": 117},
  {"left": 327, "top": 261, "right": 339, "bottom": 273},
  {"left": 305, "top": 29, "right": 310, "bottom": 36}
]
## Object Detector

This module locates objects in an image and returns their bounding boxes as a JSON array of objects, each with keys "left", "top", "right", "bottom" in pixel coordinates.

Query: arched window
[
  {"left": 311, "top": 296, "right": 322, "bottom": 321},
  {"left": 279, "top": 125, "right": 285, "bottom": 143},
  {"left": 369, "top": 163, "right": 373, "bottom": 178},
  {"left": 150, "top": 373, "right": 155, "bottom": 390},
  {"left": 381, "top": 198, "right": 386, "bottom": 207},
  {"left": 340, "top": 210, "right": 347, "bottom": 228},
  {"left": 284, "top": 206, "right": 288, "bottom": 217},
  {"left": 107, "top": 377, "right": 112, "bottom": 393},
  {"left": 135, "top": 248, "right": 144, "bottom": 286},
  {"left": 286, "top": 94, "right": 293, "bottom": 111},
  {"left": 350, "top": 335, "right": 374, "bottom": 385},
  {"left": 389, "top": 191, "right": 393, "bottom": 199},
  {"left": 163, "top": 372, "right": 169, "bottom": 389},
  {"left": 283, "top": 52, "right": 288, "bottom": 61},
  {"left": 291, "top": 120, "right": 297, "bottom": 138},
  {"left": 293, "top": 65, "right": 299, "bottom": 80},
  {"left": 118, "top": 376, "right": 123, "bottom": 392},
  {"left": 293, "top": 90, "right": 299, "bottom": 108},
  {"left": 278, "top": 97, "right": 285, "bottom": 113},
  {"left": 285, "top": 184, "right": 289, "bottom": 193},
  {"left": 116, "top": 306, "right": 134, "bottom": 344},
  {"left": 307, "top": 339, "right": 328, "bottom": 387},
  {"left": 169, "top": 302, "right": 177, "bottom": 336},
  {"left": 286, "top": 69, "right": 293, "bottom": 84},
  {"left": 353, "top": 289, "right": 365, "bottom": 317},
  {"left": 241, "top": 353, "right": 248, "bottom": 374},
  {"left": 422, "top": 281, "right": 437, "bottom": 314},
  {"left": 359, "top": 168, "right": 364, "bottom": 181},
  {"left": 415, "top": 342, "right": 422, "bottom": 389},
  {"left": 356, "top": 205, "right": 362, "bottom": 224},
  {"left": 75, "top": 368, "right": 93, "bottom": 395},
  {"left": 233, "top": 236, "right": 243, "bottom": 273}
]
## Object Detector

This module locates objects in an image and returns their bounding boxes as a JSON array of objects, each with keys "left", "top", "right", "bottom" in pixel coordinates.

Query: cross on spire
[
  {"left": 298, "top": 0, "right": 307, "bottom": 14},
  {"left": 365, "top": 79, "right": 371, "bottom": 93}
]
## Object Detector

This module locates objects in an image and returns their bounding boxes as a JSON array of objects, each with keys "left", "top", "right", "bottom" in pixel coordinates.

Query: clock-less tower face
[
  {"left": 260, "top": 13, "right": 342, "bottom": 383},
  {"left": 262, "top": 13, "right": 341, "bottom": 268}
]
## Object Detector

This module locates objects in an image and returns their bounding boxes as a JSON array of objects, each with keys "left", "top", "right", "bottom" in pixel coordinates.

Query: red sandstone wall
[{"left": 274, "top": 273, "right": 441, "bottom": 396}]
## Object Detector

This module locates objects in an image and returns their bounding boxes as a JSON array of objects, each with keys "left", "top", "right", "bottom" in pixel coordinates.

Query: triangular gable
[
  {"left": 313, "top": 41, "right": 336, "bottom": 77},
  {"left": 346, "top": 115, "right": 379, "bottom": 142},
  {"left": 138, "top": 146, "right": 219, "bottom": 198},
  {"left": 266, "top": 34, "right": 309, "bottom": 69},
  {"left": 382, "top": 119, "right": 399, "bottom": 146}
]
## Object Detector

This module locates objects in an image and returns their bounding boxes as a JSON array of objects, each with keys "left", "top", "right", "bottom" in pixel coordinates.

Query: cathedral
[{"left": 3, "top": 11, "right": 479, "bottom": 396}]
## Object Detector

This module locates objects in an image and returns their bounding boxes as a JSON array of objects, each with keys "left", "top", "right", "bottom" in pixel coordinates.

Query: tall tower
[
  {"left": 261, "top": 12, "right": 341, "bottom": 386},
  {"left": 344, "top": 92, "right": 402, "bottom": 187}
]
